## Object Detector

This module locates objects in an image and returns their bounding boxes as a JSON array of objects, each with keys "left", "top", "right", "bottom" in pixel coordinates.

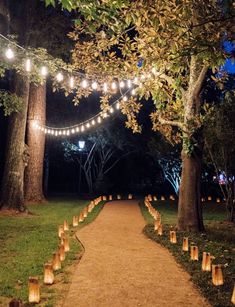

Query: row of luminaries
[
  {"left": 146, "top": 194, "right": 224, "bottom": 203},
  {"left": 144, "top": 197, "right": 235, "bottom": 305},
  {"left": 28, "top": 196, "right": 103, "bottom": 304}
]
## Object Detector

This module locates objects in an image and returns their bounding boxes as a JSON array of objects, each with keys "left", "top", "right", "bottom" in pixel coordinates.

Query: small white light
[
  {"left": 25, "top": 58, "right": 31, "bottom": 72},
  {"left": 81, "top": 125, "right": 85, "bottom": 132},
  {"left": 111, "top": 81, "right": 117, "bottom": 90},
  {"left": 116, "top": 102, "right": 120, "bottom": 110},
  {"left": 58, "top": 130, "right": 62, "bottom": 135},
  {"left": 63, "top": 131, "right": 66, "bottom": 135},
  {"left": 76, "top": 127, "right": 80, "bottom": 132},
  {"left": 103, "top": 112, "right": 108, "bottom": 118},
  {"left": 55, "top": 131, "right": 58, "bottom": 136},
  {"left": 131, "top": 89, "right": 136, "bottom": 95},
  {"left": 67, "top": 130, "right": 70, "bottom": 135},
  {"left": 71, "top": 128, "right": 75, "bottom": 134},
  {"left": 110, "top": 107, "right": 114, "bottom": 113},
  {"left": 119, "top": 81, "right": 125, "bottom": 88},
  {"left": 48, "top": 129, "right": 51, "bottom": 134},
  {"left": 41, "top": 66, "right": 48, "bottom": 76},
  {"left": 123, "top": 96, "right": 128, "bottom": 102},
  {"left": 91, "top": 81, "right": 98, "bottom": 90},
  {"left": 91, "top": 119, "right": 95, "bottom": 125},
  {"left": 41, "top": 127, "right": 45, "bottom": 132},
  {"left": 81, "top": 79, "right": 88, "bottom": 88},
  {"left": 97, "top": 116, "right": 102, "bottom": 123},
  {"left": 51, "top": 130, "right": 55, "bottom": 135},
  {"left": 103, "top": 82, "right": 108, "bottom": 92},
  {"left": 86, "top": 123, "right": 90, "bottom": 128},
  {"left": 69, "top": 77, "right": 74, "bottom": 88},
  {"left": 45, "top": 128, "right": 48, "bottom": 134},
  {"left": 5, "top": 48, "right": 14, "bottom": 59},
  {"left": 56, "top": 72, "right": 64, "bottom": 82},
  {"left": 127, "top": 80, "right": 132, "bottom": 88}
]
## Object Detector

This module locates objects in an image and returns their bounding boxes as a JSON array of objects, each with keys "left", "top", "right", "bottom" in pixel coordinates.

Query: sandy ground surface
[{"left": 63, "top": 200, "right": 210, "bottom": 307}]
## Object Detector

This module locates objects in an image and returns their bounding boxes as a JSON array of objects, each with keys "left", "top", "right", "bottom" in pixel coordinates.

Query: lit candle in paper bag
[{"left": 28, "top": 277, "right": 40, "bottom": 303}]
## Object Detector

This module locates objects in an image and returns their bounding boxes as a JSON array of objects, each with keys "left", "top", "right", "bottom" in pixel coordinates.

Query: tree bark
[
  {"left": 0, "top": 74, "right": 29, "bottom": 211},
  {"left": 25, "top": 82, "right": 46, "bottom": 203},
  {"left": 178, "top": 144, "right": 204, "bottom": 231}
]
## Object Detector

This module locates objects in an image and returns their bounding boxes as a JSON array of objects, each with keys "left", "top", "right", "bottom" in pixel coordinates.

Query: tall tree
[{"left": 47, "top": 0, "right": 234, "bottom": 231}]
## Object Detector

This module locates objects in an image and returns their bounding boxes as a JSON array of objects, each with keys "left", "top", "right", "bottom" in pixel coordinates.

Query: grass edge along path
[
  {"left": 139, "top": 200, "right": 235, "bottom": 307},
  {"left": 0, "top": 198, "right": 105, "bottom": 306}
]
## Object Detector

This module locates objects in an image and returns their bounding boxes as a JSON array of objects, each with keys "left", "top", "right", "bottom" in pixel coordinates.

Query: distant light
[
  {"left": 116, "top": 102, "right": 120, "bottom": 110},
  {"left": 119, "top": 81, "right": 125, "bottom": 88},
  {"left": 91, "top": 119, "right": 95, "bottom": 125},
  {"left": 86, "top": 122, "right": 90, "bottom": 128},
  {"left": 40, "top": 66, "right": 48, "bottom": 76},
  {"left": 78, "top": 140, "right": 85, "bottom": 149},
  {"left": 110, "top": 107, "right": 114, "bottom": 113},
  {"left": 123, "top": 96, "right": 128, "bottom": 102},
  {"left": 97, "top": 116, "right": 102, "bottom": 123},
  {"left": 131, "top": 89, "right": 136, "bottom": 95},
  {"left": 127, "top": 79, "right": 132, "bottom": 88},
  {"left": 56, "top": 72, "right": 64, "bottom": 82},
  {"left": 5, "top": 48, "right": 14, "bottom": 59},
  {"left": 81, "top": 125, "right": 85, "bottom": 132},
  {"left": 111, "top": 81, "right": 117, "bottom": 90}
]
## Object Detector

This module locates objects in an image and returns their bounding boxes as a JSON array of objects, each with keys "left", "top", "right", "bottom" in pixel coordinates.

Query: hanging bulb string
[{"left": 33, "top": 88, "right": 134, "bottom": 136}]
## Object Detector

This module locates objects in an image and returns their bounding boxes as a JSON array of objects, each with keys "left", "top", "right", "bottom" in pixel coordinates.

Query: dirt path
[{"left": 63, "top": 200, "right": 210, "bottom": 307}]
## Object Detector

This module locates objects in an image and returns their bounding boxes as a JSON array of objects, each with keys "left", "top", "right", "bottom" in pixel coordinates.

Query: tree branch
[{"left": 158, "top": 114, "right": 185, "bottom": 130}]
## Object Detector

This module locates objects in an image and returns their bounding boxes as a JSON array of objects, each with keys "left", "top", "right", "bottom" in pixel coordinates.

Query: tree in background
[
  {"left": 204, "top": 91, "right": 235, "bottom": 222},
  {"left": 148, "top": 137, "right": 181, "bottom": 195},
  {"left": 46, "top": 0, "right": 234, "bottom": 231}
]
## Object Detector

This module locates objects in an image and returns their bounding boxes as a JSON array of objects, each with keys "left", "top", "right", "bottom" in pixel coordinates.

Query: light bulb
[
  {"left": 51, "top": 130, "right": 55, "bottom": 135},
  {"left": 75, "top": 127, "right": 80, "bottom": 132},
  {"left": 69, "top": 77, "right": 74, "bottom": 88},
  {"left": 111, "top": 81, "right": 117, "bottom": 90},
  {"left": 97, "top": 116, "right": 101, "bottom": 123},
  {"left": 55, "top": 131, "right": 58, "bottom": 136},
  {"left": 123, "top": 96, "right": 128, "bottom": 102},
  {"left": 103, "top": 82, "right": 108, "bottom": 92},
  {"left": 103, "top": 112, "right": 108, "bottom": 118},
  {"left": 71, "top": 129, "right": 75, "bottom": 134},
  {"left": 91, "top": 119, "right": 95, "bottom": 125},
  {"left": 110, "top": 107, "right": 114, "bottom": 113},
  {"left": 81, "top": 79, "right": 88, "bottom": 88},
  {"left": 45, "top": 129, "right": 48, "bottom": 134},
  {"left": 67, "top": 130, "right": 70, "bottom": 135},
  {"left": 63, "top": 131, "right": 66, "bottom": 135},
  {"left": 25, "top": 58, "right": 31, "bottom": 72},
  {"left": 5, "top": 48, "right": 14, "bottom": 59},
  {"left": 131, "top": 89, "right": 136, "bottom": 95},
  {"left": 116, "top": 102, "right": 120, "bottom": 110},
  {"left": 127, "top": 80, "right": 132, "bottom": 88},
  {"left": 58, "top": 131, "right": 62, "bottom": 135},
  {"left": 81, "top": 125, "right": 85, "bottom": 132},
  {"left": 91, "top": 81, "right": 98, "bottom": 90},
  {"left": 41, "top": 66, "right": 48, "bottom": 76},
  {"left": 86, "top": 123, "right": 90, "bottom": 128},
  {"left": 56, "top": 72, "right": 64, "bottom": 82},
  {"left": 119, "top": 81, "right": 125, "bottom": 88}
]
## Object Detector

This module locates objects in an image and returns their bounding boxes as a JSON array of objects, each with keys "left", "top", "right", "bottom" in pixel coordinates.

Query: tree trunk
[
  {"left": 178, "top": 147, "right": 204, "bottom": 231},
  {"left": 0, "top": 74, "right": 29, "bottom": 211},
  {"left": 24, "top": 82, "right": 46, "bottom": 203}
]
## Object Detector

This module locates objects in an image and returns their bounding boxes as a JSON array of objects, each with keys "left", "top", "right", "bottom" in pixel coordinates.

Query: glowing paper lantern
[
  {"left": 157, "top": 224, "right": 163, "bottom": 235},
  {"left": 72, "top": 216, "right": 78, "bottom": 227},
  {"left": 148, "top": 195, "right": 153, "bottom": 201},
  {"left": 182, "top": 237, "right": 189, "bottom": 252},
  {"left": 63, "top": 235, "right": 70, "bottom": 252},
  {"left": 58, "top": 225, "right": 64, "bottom": 238},
  {"left": 190, "top": 246, "right": 199, "bottom": 261},
  {"left": 59, "top": 244, "right": 65, "bottom": 261},
  {"left": 231, "top": 285, "right": 235, "bottom": 304},
  {"left": 117, "top": 194, "right": 121, "bottom": 200},
  {"left": 52, "top": 252, "right": 61, "bottom": 270},
  {"left": 63, "top": 220, "right": 69, "bottom": 231},
  {"left": 212, "top": 265, "right": 224, "bottom": 286},
  {"left": 128, "top": 194, "right": 133, "bottom": 200},
  {"left": 153, "top": 196, "right": 157, "bottom": 201},
  {"left": 170, "top": 231, "right": 177, "bottom": 244},
  {"left": 109, "top": 195, "right": 113, "bottom": 201},
  {"left": 154, "top": 217, "right": 161, "bottom": 231},
  {"left": 202, "top": 252, "right": 211, "bottom": 272},
  {"left": 161, "top": 196, "right": 165, "bottom": 201},
  {"left": 83, "top": 207, "right": 88, "bottom": 218},
  {"left": 216, "top": 198, "right": 221, "bottom": 203},
  {"left": 44, "top": 263, "right": 54, "bottom": 285},
  {"left": 169, "top": 195, "right": 175, "bottom": 201},
  {"left": 103, "top": 196, "right": 107, "bottom": 201},
  {"left": 208, "top": 196, "right": 212, "bottom": 201},
  {"left": 79, "top": 212, "right": 84, "bottom": 222},
  {"left": 28, "top": 277, "right": 40, "bottom": 303}
]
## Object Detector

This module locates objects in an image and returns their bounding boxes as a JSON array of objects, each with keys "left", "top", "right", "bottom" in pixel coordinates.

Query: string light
[
  {"left": 91, "top": 81, "right": 98, "bottom": 90},
  {"left": 40, "top": 66, "right": 48, "bottom": 76},
  {"left": 116, "top": 102, "right": 120, "bottom": 110},
  {"left": 56, "top": 72, "right": 64, "bottom": 82},
  {"left": 123, "top": 96, "right": 128, "bottom": 102},
  {"left": 5, "top": 47, "right": 14, "bottom": 59},
  {"left": 127, "top": 79, "right": 132, "bottom": 88},
  {"left": 111, "top": 81, "right": 117, "bottom": 90},
  {"left": 81, "top": 79, "right": 88, "bottom": 88},
  {"left": 119, "top": 81, "right": 125, "bottom": 88},
  {"left": 69, "top": 76, "right": 74, "bottom": 88},
  {"left": 25, "top": 58, "right": 31, "bottom": 72},
  {"left": 131, "top": 89, "right": 136, "bottom": 95}
]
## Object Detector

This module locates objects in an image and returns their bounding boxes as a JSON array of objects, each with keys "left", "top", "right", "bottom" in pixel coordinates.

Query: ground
[{"left": 62, "top": 200, "right": 210, "bottom": 307}]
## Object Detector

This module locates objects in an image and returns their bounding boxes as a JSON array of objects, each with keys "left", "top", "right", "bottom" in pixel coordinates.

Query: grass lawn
[
  {"left": 0, "top": 198, "right": 104, "bottom": 306},
  {"left": 140, "top": 200, "right": 235, "bottom": 307}
]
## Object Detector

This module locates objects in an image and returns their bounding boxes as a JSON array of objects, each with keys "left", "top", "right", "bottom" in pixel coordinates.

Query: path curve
[{"left": 63, "top": 201, "right": 210, "bottom": 307}]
